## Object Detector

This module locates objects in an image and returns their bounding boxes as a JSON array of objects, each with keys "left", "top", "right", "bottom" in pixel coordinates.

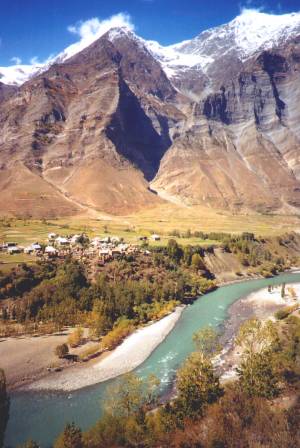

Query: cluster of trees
[
  {"left": 221, "top": 232, "right": 292, "bottom": 276},
  {"left": 0, "top": 369, "right": 9, "bottom": 448},
  {"left": 68, "top": 327, "right": 84, "bottom": 348},
  {"left": 152, "top": 239, "right": 207, "bottom": 270},
  {"left": 1, "top": 241, "right": 217, "bottom": 338},
  {"left": 0, "top": 262, "right": 56, "bottom": 301},
  {"left": 4, "top": 233, "right": 299, "bottom": 334},
  {"left": 156, "top": 233, "right": 300, "bottom": 280},
  {"left": 100, "top": 319, "right": 135, "bottom": 350},
  {"left": 168, "top": 229, "right": 231, "bottom": 241}
]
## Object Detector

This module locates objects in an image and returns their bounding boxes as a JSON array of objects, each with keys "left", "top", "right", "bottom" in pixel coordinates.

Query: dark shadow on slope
[
  {"left": 105, "top": 77, "right": 172, "bottom": 181},
  {"left": 258, "top": 52, "right": 287, "bottom": 121}
]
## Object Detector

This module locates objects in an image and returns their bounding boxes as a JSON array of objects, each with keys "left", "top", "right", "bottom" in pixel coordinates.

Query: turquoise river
[{"left": 5, "top": 271, "right": 300, "bottom": 447}]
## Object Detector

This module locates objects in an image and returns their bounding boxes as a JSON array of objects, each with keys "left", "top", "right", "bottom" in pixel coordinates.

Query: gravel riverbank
[{"left": 26, "top": 306, "right": 185, "bottom": 391}]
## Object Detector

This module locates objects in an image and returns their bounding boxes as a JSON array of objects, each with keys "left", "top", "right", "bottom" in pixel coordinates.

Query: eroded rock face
[
  {"left": 0, "top": 20, "right": 300, "bottom": 217},
  {"left": 152, "top": 37, "right": 300, "bottom": 213}
]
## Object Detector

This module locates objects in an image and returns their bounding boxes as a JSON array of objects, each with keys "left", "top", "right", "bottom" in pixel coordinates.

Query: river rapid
[{"left": 5, "top": 271, "right": 300, "bottom": 447}]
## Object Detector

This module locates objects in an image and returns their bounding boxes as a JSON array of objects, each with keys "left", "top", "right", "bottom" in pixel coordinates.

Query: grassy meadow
[{"left": 1, "top": 203, "right": 300, "bottom": 269}]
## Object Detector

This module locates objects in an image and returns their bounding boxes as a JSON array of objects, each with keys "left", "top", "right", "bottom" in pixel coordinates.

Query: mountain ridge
[
  {"left": 1, "top": 9, "right": 300, "bottom": 87},
  {"left": 1, "top": 10, "right": 300, "bottom": 217}
]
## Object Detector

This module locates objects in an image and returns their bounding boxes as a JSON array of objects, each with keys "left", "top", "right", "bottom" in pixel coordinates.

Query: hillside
[{"left": 1, "top": 10, "right": 300, "bottom": 217}]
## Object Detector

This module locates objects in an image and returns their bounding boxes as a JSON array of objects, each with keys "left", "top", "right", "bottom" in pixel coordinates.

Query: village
[{"left": 0, "top": 232, "right": 161, "bottom": 265}]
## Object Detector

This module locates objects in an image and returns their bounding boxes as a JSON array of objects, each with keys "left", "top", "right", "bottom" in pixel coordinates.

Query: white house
[
  {"left": 55, "top": 236, "right": 70, "bottom": 246},
  {"left": 45, "top": 246, "right": 58, "bottom": 255},
  {"left": 24, "top": 246, "right": 34, "bottom": 254},
  {"left": 117, "top": 243, "right": 128, "bottom": 253},
  {"left": 91, "top": 237, "right": 102, "bottom": 248},
  {"left": 31, "top": 242, "right": 42, "bottom": 251},
  {"left": 7, "top": 245, "right": 22, "bottom": 254},
  {"left": 99, "top": 248, "right": 111, "bottom": 256},
  {"left": 151, "top": 234, "right": 161, "bottom": 241},
  {"left": 70, "top": 234, "right": 81, "bottom": 245},
  {"left": 48, "top": 233, "right": 57, "bottom": 240}
]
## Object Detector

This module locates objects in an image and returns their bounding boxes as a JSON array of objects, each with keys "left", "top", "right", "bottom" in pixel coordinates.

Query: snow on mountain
[
  {"left": 0, "top": 64, "right": 43, "bottom": 86},
  {"left": 140, "top": 9, "right": 300, "bottom": 79},
  {"left": 144, "top": 40, "right": 214, "bottom": 77},
  {"left": 0, "top": 25, "right": 136, "bottom": 86},
  {"left": 232, "top": 9, "right": 300, "bottom": 57},
  {"left": 105, "top": 27, "right": 213, "bottom": 77},
  {"left": 171, "top": 9, "right": 300, "bottom": 66},
  {"left": 1, "top": 9, "right": 300, "bottom": 86}
]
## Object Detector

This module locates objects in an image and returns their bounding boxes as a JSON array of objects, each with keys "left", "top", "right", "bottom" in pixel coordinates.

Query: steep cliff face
[
  {"left": 152, "top": 35, "right": 300, "bottom": 213},
  {"left": 0, "top": 12, "right": 300, "bottom": 217}
]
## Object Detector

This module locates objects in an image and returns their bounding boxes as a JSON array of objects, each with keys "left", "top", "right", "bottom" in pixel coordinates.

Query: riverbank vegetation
[
  {"left": 2, "top": 307, "right": 299, "bottom": 447},
  {"left": 1, "top": 233, "right": 300, "bottom": 445},
  {"left": 45, "top": 313, "right": 299, "bottom": 448},
  {"left": 13, "top": 315, "right": 294, "bottom": 448}
]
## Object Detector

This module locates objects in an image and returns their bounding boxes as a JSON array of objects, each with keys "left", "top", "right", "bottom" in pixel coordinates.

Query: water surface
[{"left": 5, "top": 272, "right": 300, "bottom": 447}]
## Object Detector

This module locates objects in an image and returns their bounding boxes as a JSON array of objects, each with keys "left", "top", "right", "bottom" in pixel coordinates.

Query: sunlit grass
[{"left": 1, "top": 203, "right": 299, "bottom": 270}]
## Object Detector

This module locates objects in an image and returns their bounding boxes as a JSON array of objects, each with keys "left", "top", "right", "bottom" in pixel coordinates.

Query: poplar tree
[{"left": 0, "top": 369, "right": 9, "bottom": 448}]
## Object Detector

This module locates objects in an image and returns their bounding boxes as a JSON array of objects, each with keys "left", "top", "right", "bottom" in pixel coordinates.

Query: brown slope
[
  {"left": 0, "top": 29, "right": 183, "bottom": 216},
  {"left": 0, "top": 163, "right": 79, "bottom": 218}
]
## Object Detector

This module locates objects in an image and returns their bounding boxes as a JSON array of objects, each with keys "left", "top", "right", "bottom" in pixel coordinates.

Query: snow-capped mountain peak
[
  {"left": 143, "top": 9, "right": 300, "bottom": 79},
  {"left": 0, "top": 25, "right": 137, "bottom": 86},
  {"left": 230, "top": 9, "right": 300, "bottom": 57},
  {"left": 106, "top": 26, "right": 135, "bottom": 41},
  {"left": 172, "top": 9, "right": 300, "bottom": 64},
  {"left": 1, "top": 10, "right": 300, "bottom": 86}
]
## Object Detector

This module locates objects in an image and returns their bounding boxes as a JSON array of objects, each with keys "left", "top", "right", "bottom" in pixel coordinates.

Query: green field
[
  {"left": 1, "top": 203, "right": 300, "bottom": 270},
  {"left": 0, "top": 253, "right": 36, "bottom": 273},
  {"left": 0, "top": 215, "right": 219, "bottom": 248},
  {"left": 0, "top": 215, "right": 218, "bottom": 269}
]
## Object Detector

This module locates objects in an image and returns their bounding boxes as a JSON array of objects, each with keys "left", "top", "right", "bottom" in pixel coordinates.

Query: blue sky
[{"left": 0, "top": 0, "right": 299, "bottom": 66}]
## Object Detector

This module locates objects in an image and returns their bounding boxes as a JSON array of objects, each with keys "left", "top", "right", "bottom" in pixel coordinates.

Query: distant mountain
[
  {"left": 1, "top": 10, "right": 300, "bottom": 217},
  {"left": 2, "top": 10, "right": 300, "bottom": 88}
]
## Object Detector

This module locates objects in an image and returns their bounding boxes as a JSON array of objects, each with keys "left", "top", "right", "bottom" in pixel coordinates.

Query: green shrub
[
  {"left": 55, "top": 343, "right": 69, "bottom": 359},
  {"left": 274, "top": 305, "right": 298, "bottom": 320}
]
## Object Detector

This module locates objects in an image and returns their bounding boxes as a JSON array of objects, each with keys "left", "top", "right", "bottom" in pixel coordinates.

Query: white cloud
[
  {"left": 11, "top": 56, "right": 22, "bottom": 65},
  {"left": 238, "top": 5, "right": 266, "bottom": 15},
  {"left": 2, "top": 12, "right": 134, "bottom": 77},
  {"left": 29, "top": 56, "right": 39, "bottom": 65},
  {"left": 68, "top": 13, "right": 134, "bottom": 39},
  {"left": 62, "top": 13, "right": 135, "bottom": 59},
  {"left": 29, "top": 53, "right": 55, "bottom": 66}
]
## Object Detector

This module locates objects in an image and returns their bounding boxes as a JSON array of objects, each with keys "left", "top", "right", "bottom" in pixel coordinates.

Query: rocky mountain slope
[{"left": 1, "top": 10, "right": 300, "bottom": 217}]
